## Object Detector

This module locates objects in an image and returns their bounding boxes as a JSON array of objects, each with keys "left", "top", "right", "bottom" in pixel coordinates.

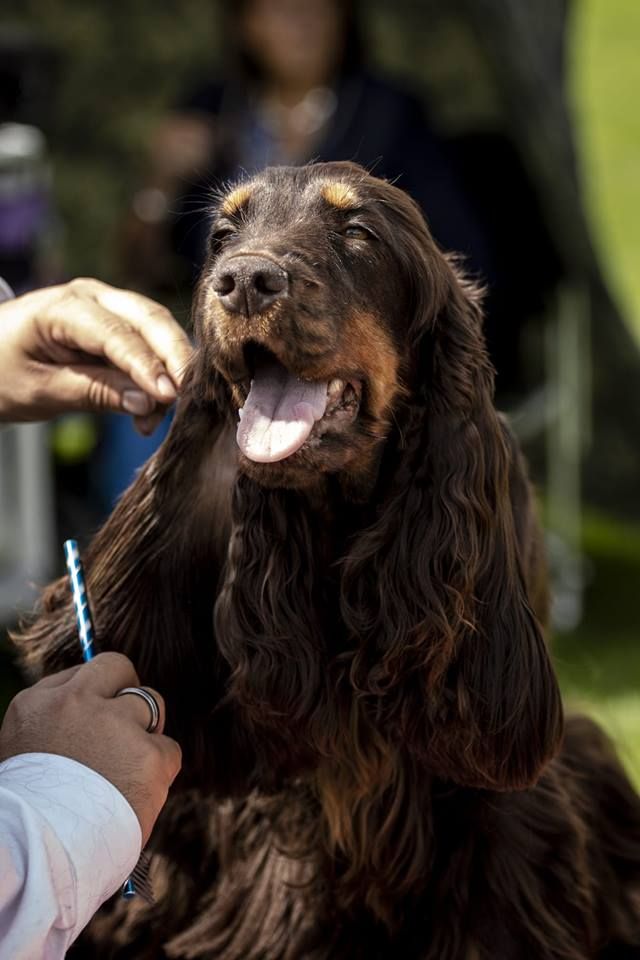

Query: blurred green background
[
  {"left": 557, "top": 0, "right": 640, "bottom": 785},
  {"left": 573, "top": 0, "right": 640, "bottom": 341},
  {"left": 0, "top": 0, "right": 638, "bottom": 785}
]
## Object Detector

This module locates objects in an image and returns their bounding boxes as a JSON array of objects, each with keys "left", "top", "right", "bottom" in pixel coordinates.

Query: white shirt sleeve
[{"left": 0, "top": 752, "right": 142, "bottom": 960}]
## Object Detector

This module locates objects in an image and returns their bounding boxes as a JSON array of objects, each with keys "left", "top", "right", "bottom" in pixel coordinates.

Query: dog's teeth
[
  {"left": 238, "top": 407, "right": 244, "bottom": 420},
  {"left": 327, "top": 378, "right": 345, "bottom": 401}
]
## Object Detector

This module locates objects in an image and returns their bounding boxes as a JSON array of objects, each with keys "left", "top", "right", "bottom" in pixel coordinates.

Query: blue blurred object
[{"left": 97, "top": 411, "right": 172, "bottom": 508}]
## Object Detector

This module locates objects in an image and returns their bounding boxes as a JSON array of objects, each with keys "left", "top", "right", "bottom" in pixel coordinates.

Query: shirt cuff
[{"left": 0, "top": 752, "right": 142, "bottom": 940}]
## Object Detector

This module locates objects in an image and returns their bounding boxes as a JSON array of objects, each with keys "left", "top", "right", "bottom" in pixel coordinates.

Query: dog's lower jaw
[{"left": 234, "top": 426, "right": 387, "bottom": 500}]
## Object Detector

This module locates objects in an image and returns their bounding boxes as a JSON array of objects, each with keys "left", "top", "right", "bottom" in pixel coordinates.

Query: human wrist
[{"left": 0, "top": 752, "right": 142, "bottom": 903}]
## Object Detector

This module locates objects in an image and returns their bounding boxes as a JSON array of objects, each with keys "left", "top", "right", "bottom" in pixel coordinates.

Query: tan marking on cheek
[
  {"left": 337, "top": 311, "right": 403, "bottom": 426},
  {"left": 221, "top": 184, "right": 253, "bottom": 217},
  {"left": 321, "top": 181, "right": 359, "bottom": 210}
]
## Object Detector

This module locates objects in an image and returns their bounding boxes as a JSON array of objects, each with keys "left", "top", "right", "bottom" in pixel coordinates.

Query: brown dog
[{"left": 15, "top": 162, "right": 640, "bottom": 958}]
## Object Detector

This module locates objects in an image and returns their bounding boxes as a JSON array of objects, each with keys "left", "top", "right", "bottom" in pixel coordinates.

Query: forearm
[{"left": 0, "top": 753, "right": 141, "bottom": 959}]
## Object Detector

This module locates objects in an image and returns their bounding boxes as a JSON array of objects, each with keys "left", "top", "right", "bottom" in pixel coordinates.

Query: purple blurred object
[
  {"left": 0, "top": 122, "right": 54, "bottom": 293},
  {"left": 0, "top": 190, "right": 49, "bottom": 251}
]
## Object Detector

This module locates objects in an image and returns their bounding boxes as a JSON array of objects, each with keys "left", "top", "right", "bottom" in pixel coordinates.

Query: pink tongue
[{"left": 236, "top": 359, "right": 328, "bottom": 463}]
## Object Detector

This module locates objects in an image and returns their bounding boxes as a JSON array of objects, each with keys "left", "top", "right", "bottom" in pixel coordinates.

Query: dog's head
[{"left": 193, "top": 161, "right": 462, "bottom": 491}]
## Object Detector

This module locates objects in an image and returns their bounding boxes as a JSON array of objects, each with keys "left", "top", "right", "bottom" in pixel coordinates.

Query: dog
[{"left": 15, "top": 162, "right": 640, "bottom": 958}]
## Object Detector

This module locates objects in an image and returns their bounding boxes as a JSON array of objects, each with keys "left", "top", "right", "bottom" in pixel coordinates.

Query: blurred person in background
[
  {"left": 116, "top": 0, "right": 502, "bottom": 504},
  {"left": 122, "top": 0, "right": 493, "bottom": 325}
]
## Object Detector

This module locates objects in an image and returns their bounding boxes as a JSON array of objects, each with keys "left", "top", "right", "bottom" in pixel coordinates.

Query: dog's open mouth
[{"left": 235, "top": 344, "right": 362, "bottom": 463}]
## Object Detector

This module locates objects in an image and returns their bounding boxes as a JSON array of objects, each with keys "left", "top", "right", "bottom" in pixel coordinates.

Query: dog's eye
[
  {"left": 343, "top": 225, "right": 371, "bottom": 241},
  {"left": 210, "top": 227, "right": 236, "bottom": 251}
]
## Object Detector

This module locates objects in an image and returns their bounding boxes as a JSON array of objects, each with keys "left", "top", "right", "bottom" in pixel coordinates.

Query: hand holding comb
[{"left": 63, "top": 538, "right": 155, "bottom": 905}]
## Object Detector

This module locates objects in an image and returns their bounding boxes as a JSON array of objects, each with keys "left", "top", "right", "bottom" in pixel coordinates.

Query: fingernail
[
  {"left": 123, "top": 390, "right": 152, "bottom": 415},
  {"left": 156, "top": 374, "right": 177, "bottom": 400}
]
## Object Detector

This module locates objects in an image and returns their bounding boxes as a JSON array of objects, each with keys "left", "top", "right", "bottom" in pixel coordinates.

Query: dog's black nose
[{"left": 213, "top": 257, "right": 289, "bottom": 316}]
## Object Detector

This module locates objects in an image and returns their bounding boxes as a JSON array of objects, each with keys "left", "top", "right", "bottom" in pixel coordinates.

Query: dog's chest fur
[
  {"left": 77, "top": 787, "right": 494, "bottom": 960},
  {"left": 73, "top": 758, "right": 602, "bottom": 960}
]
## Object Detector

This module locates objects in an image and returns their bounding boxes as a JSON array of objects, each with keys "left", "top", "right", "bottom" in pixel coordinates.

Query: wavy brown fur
[{"left": 14, "top": 162, "right": 640, "bottom": 958}]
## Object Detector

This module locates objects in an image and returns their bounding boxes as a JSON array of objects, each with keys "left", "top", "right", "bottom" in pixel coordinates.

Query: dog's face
[{"left": 195, "top": 162, "right": 426, "bottom": 489}]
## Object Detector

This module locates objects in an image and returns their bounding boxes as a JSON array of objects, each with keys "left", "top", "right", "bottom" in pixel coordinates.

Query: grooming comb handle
[{"left": 63, "top": 539, "right": 95, "bottom": 662}]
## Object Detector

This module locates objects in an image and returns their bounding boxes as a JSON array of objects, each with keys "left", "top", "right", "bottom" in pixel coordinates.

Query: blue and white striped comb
[
  {"left": 63, "top": 539, "right": 154, "bottom": 905},
  {"left": 63, "top": 539, "right": 95, "bottom": 663}
]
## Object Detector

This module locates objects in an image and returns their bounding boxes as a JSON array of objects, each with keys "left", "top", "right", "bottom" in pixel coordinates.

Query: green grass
[{"left": 554, "top": 512, "right": 640, "bottom": 787}]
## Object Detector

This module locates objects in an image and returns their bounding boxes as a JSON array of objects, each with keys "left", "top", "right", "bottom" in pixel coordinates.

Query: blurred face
[{"left": 241, "top": 0, "right": 345, "bottom": 89}]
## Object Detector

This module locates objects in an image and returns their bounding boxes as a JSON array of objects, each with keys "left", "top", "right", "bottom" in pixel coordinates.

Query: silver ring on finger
[{"left": 116, "top": 686, "right": 161, "bottom": 733}]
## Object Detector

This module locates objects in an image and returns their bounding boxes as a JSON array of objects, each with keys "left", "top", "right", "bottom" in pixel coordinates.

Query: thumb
[{"left": 42, "top": 364, "right": 157, "bottom": 417}]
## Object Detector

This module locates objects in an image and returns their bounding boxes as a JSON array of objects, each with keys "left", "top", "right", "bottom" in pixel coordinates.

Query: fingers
[
  {"left": 115, "top": 686, "right": 167, "bottom": 736},
  {"left": 113, "top": 686, "right": 182, "bottom": 799},
  {"left": 1, "top": 653, "right": 182, "bottom": 841},
  {"left": 154, "top": 733, "right": 182, "bottom": 785},
  {"left": 44, "top": 287, "right": 182, "bottom": 404},
  {"left": 107, "top": 684, "right": 182, "bottom": 792},
  {"left": 90, "top": 281, "right": 193, "bottom": 389},
  {"left": 39, "top": 363, "right": 165, "bottom": 417},
  {"left": 71, "top": 651, "right": 140, "bottom": 698},
  {"left": 34, "top": 656, "right": 172, "bottom": 740},
  {"left": 2, "top": 277, "right": 193, "bottom": 422}
]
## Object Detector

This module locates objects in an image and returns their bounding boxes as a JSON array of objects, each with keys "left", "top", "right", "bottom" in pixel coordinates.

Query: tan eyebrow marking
[
  {"left": 221, "top": 184, "right": 253, "bottom": 217},
  {"left": 321, "top": 182, "right": 359, "bottom": 210}
]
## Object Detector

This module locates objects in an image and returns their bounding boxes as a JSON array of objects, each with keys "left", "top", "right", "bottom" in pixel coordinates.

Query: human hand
[
  {"left": 0, "top": 278, "right": 193, "bottom": 434},
  {"left": 0, "top": 652, "right": 182, "bottom": 844}
]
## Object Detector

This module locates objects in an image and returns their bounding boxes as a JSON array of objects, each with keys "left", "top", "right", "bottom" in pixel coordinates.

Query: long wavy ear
[
  {"left": 12, "top": 366, "right": 252, "bottom": 792},
  {"left": 341, "top": 194, "right": 562, "bottom": 791}
]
